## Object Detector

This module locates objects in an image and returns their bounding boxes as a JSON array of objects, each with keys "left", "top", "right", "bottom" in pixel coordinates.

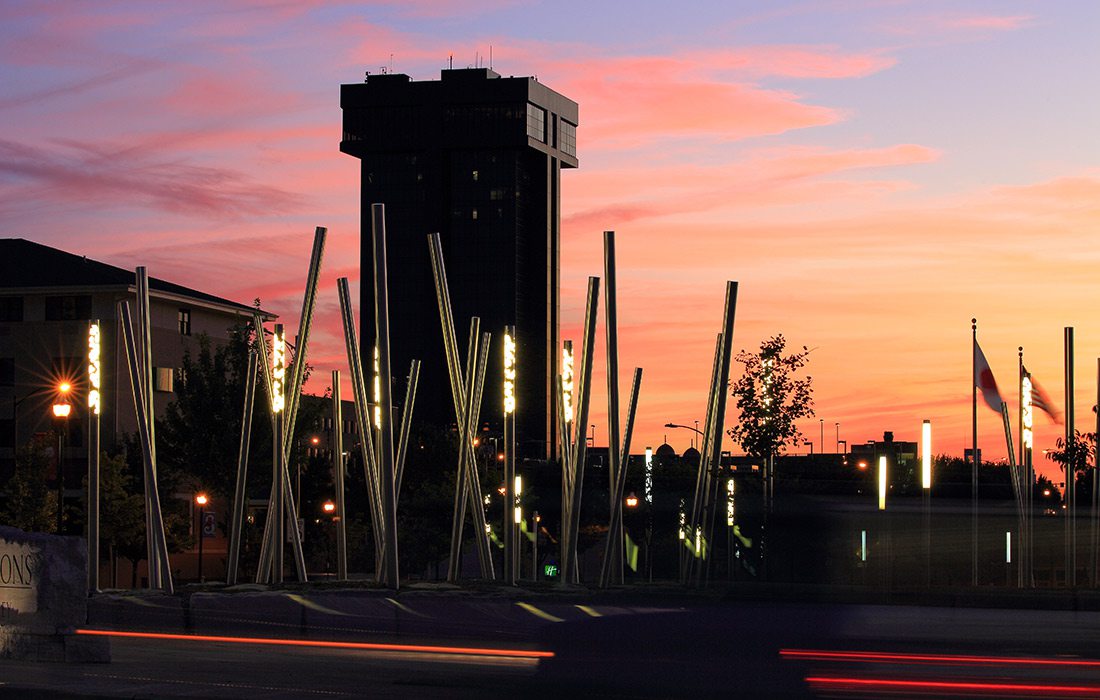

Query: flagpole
[
  {"left": 1092, "top": 358, "right": 1099, "bottom": 587},
  {"left": 1065, "top": 327, "right": 1075, "bottom": 588},
  {"left": 972, "top": 318, "right": 979, "bottom": 587},
  {"left": 1019, "top": 346, "right": 1029, "bottom": 587}
]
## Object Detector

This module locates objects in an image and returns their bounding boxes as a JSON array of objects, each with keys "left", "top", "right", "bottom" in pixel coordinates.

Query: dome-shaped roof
[
  {"left": 655, "top": 443, "right": 676, "bottom": 459},
  {"left": 682, "top": 446, "right": 701, "bottom": 465}
]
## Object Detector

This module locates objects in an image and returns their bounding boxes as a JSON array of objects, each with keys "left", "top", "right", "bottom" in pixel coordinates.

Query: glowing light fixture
[
  {"left": 503, "top": 332, "right": 516, "bottom": 414},
  {"left": 1006, "top": 531, "right": 1012, "bottom": 563},
  {"left": 561, "top": 343, "right": 574, "bottom": 423},
  {"left": 878, "top": 456, "right": 887, "bottom": 511},
  {"left": 52, "top": 403, "right": 72, "bottom": 418},
  {"left": 322, "top": 501, "right": 336, "bottom": 514},
  {"left": 271, "top": 328, "right": 286, "bottom": 413},
  {"left": 372, "top": 346, "right": 381, "bottom": 428},
  {"left": 726, "top": 478, "right": 735, "bottom": 527},
  {"left": 625, "top": 494, "right": 638, "bottom": 508},
  {"left": 921, "top": 420, "right": 932, "bottom": 490},
  {"left": 88, "top": 323, "right": 101, "bottom": 415},
  {"left": 195, "top": 493, "right": 208, "bottom": 506},
  {"left": 644, "top": 446, "right": 653, "bottom": 504},
  {"left": 513, "top": 475, "right": 523, "bottom": 524}
]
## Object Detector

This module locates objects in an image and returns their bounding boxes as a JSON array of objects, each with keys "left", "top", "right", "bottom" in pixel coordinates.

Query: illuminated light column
[
  {"left": 726, "top": 478, "right": 735, "bottom": 527},
  {"left": 272, "top": 323, "right": 286, "bottom": 583},
  {"left": 644, "top": 447, "right": 653, "bottom": 506},
  {"left": 878, "top": 455, "right": 887, "bottom": 511},
  {"left": 371, "top": 204, "right": 399, "bottom": 590},
  {"left": 1065, "top": 327, "right": 1076, "bottom": 588},
  {"left": 87, "top": 320, "right": 101, "bottom": 592},
  {"left": 921, "top": 421, "right": 932, "bottom": 490},
  {"left": 921, "top": 419, "right": 931, "bottom": 587},
  {"left": 503, "top": 327, "right": 517, "bottom": 585}
]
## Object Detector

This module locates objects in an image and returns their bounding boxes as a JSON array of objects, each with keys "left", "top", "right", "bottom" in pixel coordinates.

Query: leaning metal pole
[
  {"left": 226, "top": 350, "right": 258, "bottom": 586},
  {"left": 602, "top": 231, "right": 624, "bottom": 583},
  {"left": 504, "top": 326, "right": 518, "bottom": 585},
  {"left": 135, "top": 268, "right": 166, "bottom": 589},
  {"left": 370, "top": 204, "right": 400, "bottom": 589},
  {"left": 562, "top": 277, "right": 600, "bottom": 586},
  {"left": 599, "top": 367, "right": 643, "bottom": 588},
  {"left": 333, "top": 370, "right": 348, "bottom": 581},
  {"left": 337, "top": 277, "right": 384, "bottom": 577},
  {"left": 699, "top": 282, "right": 739, "bottom": 587},
  {"left": 395, "top": 360, "right": 420, "bottom": 496},
  {"left": 683, "top": 333, "right": 723, "bottom": 583},
  {"left": 87, "top": 320, "right": 101, "bottom": 593},
  {"left": 117, "top": 300, "right": 172, "bottom": 594}
]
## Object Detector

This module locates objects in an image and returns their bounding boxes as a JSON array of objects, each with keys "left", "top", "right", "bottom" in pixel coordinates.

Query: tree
[
  {"left": 1044, "top": 430, "right": 1097, "bottom": 505},
  {"left": 727, "top": 334, "right": 814, "bottom": 460},
  {"left": 0, "top": 433, "right": 59, "bottom": 533}
]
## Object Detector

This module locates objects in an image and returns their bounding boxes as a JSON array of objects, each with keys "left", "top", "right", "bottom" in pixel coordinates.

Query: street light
[
  {"left": 52, "top": 382, "right": 72, "bottom": 534},
  {"left": 625, "top": 493, "right": 638, "bottom": 508},
  {"left": 322, "top": 500, "right": 336, "bottom": 515},
  {"left": 195, "top": 493, "right": 208, "bottom": 583},
  {"left": 664, "top": 421, "right": 704, "bottom": 448}
]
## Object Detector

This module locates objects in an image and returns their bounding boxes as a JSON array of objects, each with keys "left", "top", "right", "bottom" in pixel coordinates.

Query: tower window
[
  {"left": 178, "top": 308, "right": 191, "bottom": 336},
  {"left": 526, "top": 104, "right": 546, "bottom": 142}
]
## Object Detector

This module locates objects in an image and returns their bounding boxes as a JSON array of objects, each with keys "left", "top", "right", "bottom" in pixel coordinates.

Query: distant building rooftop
[{"left": 0, "top": 238, "right": 275, "bottom": 319}]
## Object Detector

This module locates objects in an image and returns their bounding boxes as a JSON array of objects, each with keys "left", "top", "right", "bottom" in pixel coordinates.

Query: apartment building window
[
  {"left": 45, "top": 295, "right": 91, "bottom": 321},
  {"left": 526, "top": 103, "right": 546, "bottom": 142},
  {"left": 0, "top": 297, "right": 23, "bottom": 322},
  {"left": 178, "top": 308, "right": 191, "bottom": 336}
]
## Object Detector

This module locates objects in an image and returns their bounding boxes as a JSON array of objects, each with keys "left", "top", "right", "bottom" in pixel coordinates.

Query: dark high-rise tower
[{"left": 340, "top": 68, "right": 578, "bottom": 458}]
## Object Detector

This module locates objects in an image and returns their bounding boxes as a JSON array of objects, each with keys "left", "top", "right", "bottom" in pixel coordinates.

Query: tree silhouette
[{"left": 727, "top": 334, "right": 814, "bottom": 460}]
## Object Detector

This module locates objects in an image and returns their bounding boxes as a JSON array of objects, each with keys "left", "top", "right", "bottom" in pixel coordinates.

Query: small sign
[{"left": 201, "top": 512, "right": 216, "bottom": 538}]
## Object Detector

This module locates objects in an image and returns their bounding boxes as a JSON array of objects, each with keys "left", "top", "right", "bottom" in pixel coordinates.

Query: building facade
[
  {"left": 0, "top": 238, "right": 274, "bottom": 490},
  {"left": 340, "top": 68, "right": 578, "bottom": 459}
]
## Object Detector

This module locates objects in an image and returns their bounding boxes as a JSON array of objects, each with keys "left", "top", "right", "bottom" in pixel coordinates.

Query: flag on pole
[
  {"left": 1023, "top": 366, "right": 1064, "bottom": 424},
  {"left": 974, "top": 341, "right": 1004, "bottom": 412}
]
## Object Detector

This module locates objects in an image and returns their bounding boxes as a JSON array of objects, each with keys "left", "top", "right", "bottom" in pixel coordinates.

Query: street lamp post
[
  {"left": 819, "top": 419, "right": 824, "bottom": 455},
  {"left": 195, "top": 493, "right": 208, "bottom": 583},
  {"left": 664, "top": 421, "right": 705, "bottom": 445},
  {"left": 52, "top": 383, "right": 72, "bottom": 534},
  {"left": 835, "top": 423, "right": 840, "bottom": 454}
]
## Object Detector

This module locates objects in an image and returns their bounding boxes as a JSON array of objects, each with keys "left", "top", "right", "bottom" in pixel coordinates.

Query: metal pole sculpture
[
  {"left": 117, "top": 300, "right": 173, "bottom": 593},
  {"left": 134, "top": 268, "right": 168, "bottom": 590},
  {"left": 601, "top": 231, "right": 624, "bottom": 585},
  {"left": 682, "top": 334, "right": 722, "bottom": 583},
  {"left": 332, "top": 370, "right": 348, "bottom": 581},
  {"left": 226, "top": 350, "right": 257, "bottom": 586},
  {"left": 428, "top": 233, "right": 495, "bottom": 581},
  {"left": 87, "top": 320, "right": 101, "bottom": 592},
  {"left": 337, "top": 278, "right": 385, "bottom": 577},
  {"left": 252, "top": 315, "right": 278, "bottom": 583},
  {"left": 369, "top": 204, "right": 401, "bottom": 589},
  {"left": 684, "top": 281, "right": 738, "bottom": 587},
  {"left": 999, "top": 401, "right": 1024, "bottom": 587},
  {"left": 503, "top": 326, "right": 518, "bottom": 585},
  {"left": 562, "top": 277, "right": 600, "bottom": 586},
  {"left": 395, "top": 361, "right": 420, "bottom": 496},
  {"left": 599, "top": 368, "right": 642, "bottom": 588},
  {"left": 557, "top": 341, "right": 575, "bottom": 580},
  {"left": 254, "top": 229, "right": 326, "bottom": 583}
]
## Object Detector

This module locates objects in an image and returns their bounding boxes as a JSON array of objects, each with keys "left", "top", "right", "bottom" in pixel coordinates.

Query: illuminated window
[
  {"left": 178, "top": 308, "right": 191, "bottom": 336},
  {"left": 559, "top": 120, "right": 577, "bottom": 157},
  {"left": 526, "top": 104, "right": 546, "bottom": 142}
]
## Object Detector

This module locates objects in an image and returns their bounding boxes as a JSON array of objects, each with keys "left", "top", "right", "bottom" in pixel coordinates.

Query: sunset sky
[{"left": 3, "top": 1, "right": 1099, "bottom": 470}]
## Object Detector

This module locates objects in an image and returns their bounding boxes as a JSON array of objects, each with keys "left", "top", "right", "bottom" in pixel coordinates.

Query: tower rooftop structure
[{"left": 340, "top": 68, "right": 578, "bottom": 459}]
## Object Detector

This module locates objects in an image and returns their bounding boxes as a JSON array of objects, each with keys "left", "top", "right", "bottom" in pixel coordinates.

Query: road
[{"left": 7, "top": 593, "right": 1100, "bottom": 697}]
